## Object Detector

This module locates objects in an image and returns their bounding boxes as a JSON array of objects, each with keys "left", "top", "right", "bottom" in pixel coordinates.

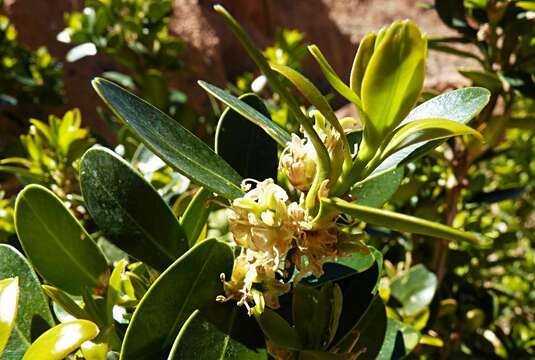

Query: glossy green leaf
[
  {"left": 22, "top": 320, "right": 99, "bottom": 360},
  {"left": 434, "top": 0, "right": 472, "bottom": 33},
  {"left": 215, "top": 93, "right": 278, "bottom": 180},
  {"left": 322, "top": 197, "right": 483, "bottom": 245},
  {"left": 350, "top": 167, "right": 404, "bottom": 208},
  {"left": 92, "top": 78, "right": 243, "bottom": 199},
  {"left": 80, "top": 146, "right": 187, "bottom": 271},
  {"left": 169, "top": 304, "right": 267, "bottom": 359},
  {"left": 180, "top": 188, "right": 214, "bottom": 248},
  {"left": 199, "top": 81, "right": 291, "bottom": 147},
  {"left": 361, "top": 21, "right": 426, "bottom": 150},
  {"left": 390, "top": 265, "right": 438, "bottom": 317},
  {"left": 80, "top": 341, "right": 108, "bottom": 360},
  {"left": 335, "top": 246, "right": 376, "bottom": 274},
  {"left": 15, "top": 185, "right": 108, "bottom": 295},
  {"left": 0, "top": 245, "right": 54, "bottom": 359},
  {"left": 308, "top": 45, "right": 361, "bottom": 106},
  {"left": 331, "top": 296, "right": 386, "bottom": 359},
  {"left": 0, "top": 278, "right": 19, "bottom": 357},
  {"left": 372, "top": 87, "right": 490, "bottom": 175},
  {"left": 350, "top": 32, "right": 376, "bottom": 98},
  {"left": 256, "top": 308, "right": 302, "bottom": 350},
  {"left": 120, "top": 239, "right": 234, "bottom": 359},
  {"left": 379, "top": 118, "right": 482, "bottom": 162}
]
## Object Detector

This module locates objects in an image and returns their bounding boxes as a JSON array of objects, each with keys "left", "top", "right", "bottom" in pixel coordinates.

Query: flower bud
[{"left": 280, "top": 134, "right": 317, "bottom": 191}]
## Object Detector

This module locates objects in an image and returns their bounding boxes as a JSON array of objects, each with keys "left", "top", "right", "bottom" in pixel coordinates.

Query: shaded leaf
[
  {"left": 377, "top": 319, "right": 406, "bottom": 360},
  {"left": 120, "top": 239, "right": 234, "bottom": 359},
  {"left": 15, "top": 185, "right": 108, "bottom": 294},
  {"left": 92, "top": 78, "right": 243, "bottom": 199},
  {"left": 180, "top": 188, "right": 214, "bottom": 248},
  {"left": 256, "top": 308, "right": 302, "bottom": 350},
  {"left": 0, "top": 245, "right": 54, "bottom": 358},
  {"left": 22, "top": 320, "right": 99, "bottom": 360},
  {"left": 332, "top": 296, "right": 387, "bottom": 359},
  {"left": 169, "top": 303, "right": 267, "bottom": 359},
  {"left": 199, "top": 81, "right": 291, "bottom": 147},
  {"left": 80, "top": 147, "right": 187, "bottom": 271},
  {"left": 215, "top": 93, "right": 278, "bottom": 180}
]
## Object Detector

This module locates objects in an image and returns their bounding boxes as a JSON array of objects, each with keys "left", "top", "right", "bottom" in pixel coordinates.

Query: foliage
[
  {"left": 0, "top": 5, "right": 493, "bottom": 359},
  {"left": 0, "top": 109, "right": 94, "bottom": 211},
  {"left": 0, "top": 12, "right": 63, "bottom": 128},
  {"left": 58, "top": 0, "right": 192, "bottom": 124}
]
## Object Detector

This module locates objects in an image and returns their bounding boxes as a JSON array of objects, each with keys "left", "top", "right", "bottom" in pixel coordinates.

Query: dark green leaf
[
  {"left": 215, "top": 93, "right": 278, "bottom": 180},
  {"left": 199, "top": 81, "right": 291, "bottom": 147},
  {"left": 169, "top": 303, "right": 267, "bottom": 359},
  {"left": 120, "top": 239, "right": 234, "bottom": 359},
  {"left": 257, "top": 308, "right": 302, "bottom": 350},
  {"left": 331, "top": 296, "right": 386, "bottom": 359},
  {"left": 92, "top": 78, "right": 243, "bottom": 199},
  {"left": 15, "top": 185, "right": 108, "bottom": 294},
  {"left": 0, "top": 244, "right": 54, "bottom": 358},
  {"left": 80, "top": 146, "right": 187, "bottom": 271}
]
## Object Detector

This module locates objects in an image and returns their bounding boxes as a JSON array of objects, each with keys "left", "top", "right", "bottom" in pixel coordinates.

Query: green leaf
[
  {"left": 92, "top": 78, "right": 243, "bottom": 200},
  {"left": 120, "top": 239, "right": 234, "bottom": 359},
  {"left": 377, "top": 319, "right": 406, "bottom": 360},
  {"left": 270, "top": 64, "right": 343, "bottom": 135},
  {"left": 434, "top": 0, "right": 472, "bottom": 33},
  {"left": 42, "top": 285, "right": 91, "bottom": 321},
  {"left": 322, "top": 197, "right": 483, "bottom": 245},
  {"left": 22, "top": 320, "right": 99, "bottom": 360},
  {"left": 361, "top": 21, "right": 426, "bottom": 150},
  {"left": 169, "top": 303, "right": 267, "bottom": 359},
  {"left": 459, "top": 69, "right": 503, "bottom": 93},
  {"left": 256, "top": 308, "right": 302, "bottom": 350},
  {"left": 199, "top": 81, "right": 291, "bottom": 147},
  {"left": 379, "top": 118, "right": 482, "bottom": 162},
  {"left": 0, "top": 278, "right": 19, "bottom": 357},
  {"left": 80, "top": 146, "right": 187, "bottom": 271},
  {"left": 215, "top": 93, "right": 278, "bottom": 180},
  {"left": 334, "top": 246, "right": 376, "bottom": 274},
  {"left": 15, "top": 185, "right": 108, "bottom": 295},
  {"left": 350, "top": 167, "right": 404, "bottom": 208},
  {"left": 331, "top": 264, "right": 379, "bottom": 345},
  {"left": 390, "top": 265, "right": 438, "bottom": 317},
  {"left": 372, "top": 87, "right": 490, "bottom": 175},
  {"left": 0, "top": 245, "right": 54, "bottom": 359},
  {"left": 180, "top": 188, "right": 214, "bottom": 248},
  {"left": 308, "top": 45, "right": 361, "bottom": 106},
  {"left": 331, "top": 296, "right": 387, "bottom": 359},
  {"left": 350, "top": 32, "right": 376, "bottom": 98}
]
